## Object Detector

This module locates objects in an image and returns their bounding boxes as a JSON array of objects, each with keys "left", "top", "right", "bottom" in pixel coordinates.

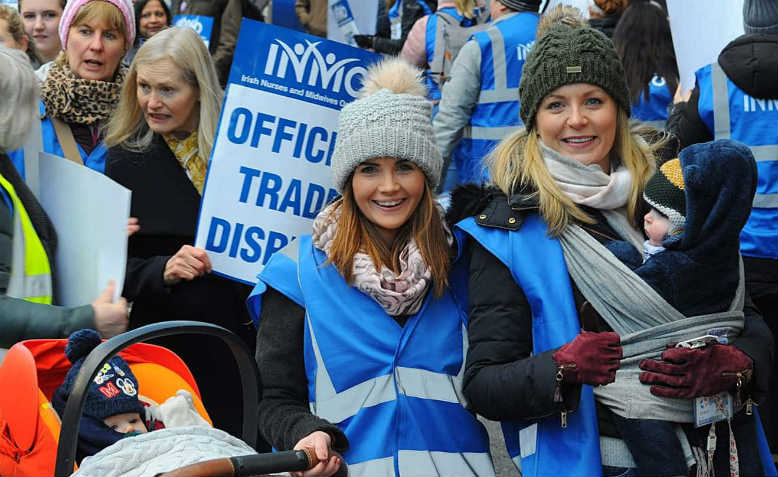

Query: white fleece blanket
[{"left": 72, "top": 426, "right": 256, "bottom": 477}]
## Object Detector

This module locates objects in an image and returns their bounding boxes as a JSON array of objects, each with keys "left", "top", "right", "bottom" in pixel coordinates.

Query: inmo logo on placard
[{"left": 263, "top": 39, "right": 367, "bottom": 98}]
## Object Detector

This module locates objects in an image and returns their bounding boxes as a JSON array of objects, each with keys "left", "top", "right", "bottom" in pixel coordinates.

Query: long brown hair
[{"left": 326, "top": 178, "right": 451, "bottom": 297}]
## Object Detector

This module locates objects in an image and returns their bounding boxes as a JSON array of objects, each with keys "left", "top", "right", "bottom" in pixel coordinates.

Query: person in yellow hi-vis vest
[{"left": 0, "top": 46, "right": 129, "bottom": 350}]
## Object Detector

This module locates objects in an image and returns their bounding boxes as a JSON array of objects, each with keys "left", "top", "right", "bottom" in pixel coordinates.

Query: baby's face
[
  {"left": 644, "top": 208, "right": 671, "bottom": 246},
  {"left": 103, "top": 412, "right": 148, "bottom": 435}
]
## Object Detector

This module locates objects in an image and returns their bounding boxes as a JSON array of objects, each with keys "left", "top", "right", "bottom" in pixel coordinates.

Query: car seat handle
[
  {"left": 54, "top": 321, "right": 261, "bottom": 477},
  {"left": 156, "top": 448, "right": 320, "bottom": 477}
]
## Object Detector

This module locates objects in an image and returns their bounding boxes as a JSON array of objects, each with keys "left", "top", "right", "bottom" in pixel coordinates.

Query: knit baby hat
[
  {"left": 330, "top": 58, "right": 442, "bottom": 192},
  {"left": 643, "top": 158, "right": 686, "bottom": 234},
  {"left": 56, "top": 329, "right": 144, "bottom": 421},
  {"left": 518, "top": 5, "right": 631, "bottom": 129},
  {"left": 59, "top": 0, "right": 136, "bottom": 49}
]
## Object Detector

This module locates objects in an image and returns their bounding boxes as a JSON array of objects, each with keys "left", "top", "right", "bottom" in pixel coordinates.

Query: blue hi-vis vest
[
  {"left": 248, "top": 236, "right": 494, "bottom": 477},
  {"left": 6, "top": 102, "right": 108, "bottom": 177},
  {"left": 39, "top": 102, "right": 108, "bottom": 174},
  {"left": 451, "top": 12, "right": 538, "bottom": 185},
  {"left": 456, "top": 214, "right": 602, "bottom": 477},
  {"left": 696, "top": 63, "right": 777, "bottom": 260},
  {"left": 424, "top": 7, "right": 476, "bottom": 103},
  {"left": 630, "top": 75, "right": 672, "bottom": 130}
]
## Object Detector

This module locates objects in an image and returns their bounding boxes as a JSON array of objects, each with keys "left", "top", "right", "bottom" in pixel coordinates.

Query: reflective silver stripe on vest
[
  {"left": 752, "top": 145, "right": 778, "bottom": 163},
  {"left": 430, "top": 14, "right": 447, "bottom": 76},
  {"left": 476, "top": 28, "right": 518, "bottom": 105},
  {"left": 348, "top": 457, "right": 395, "bottom": 476},
  {"left": 306, "top": 313, "right": 397, "bottom": 423},
  {"left": 308, "top": 322, "right": 470, "bottom": 423},
  {"left": 754, "top": 193, "right": 778, "bottom": 209},
  {"left": 711, "top": 62, "right": 731, "bottom": 139},
  {"left": 5, "top": 209, "right": 52, "bottom": 300},
  {"left": 710, "top": 63, "right": 778, "bottom": 210},
  {"left": 461, "top": 125, "right": 521, "bottom": 140},
  {"left": 397, "top": 450, "right": 494, "bottom": 477}
]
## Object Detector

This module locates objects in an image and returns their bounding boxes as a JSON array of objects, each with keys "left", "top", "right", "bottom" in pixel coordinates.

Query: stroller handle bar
[
  {"left": 54, "top": 321, "right": 261, "bottom": 477},
  {"left": 157, "top": 448, "right": 319, "bottom": 477}
]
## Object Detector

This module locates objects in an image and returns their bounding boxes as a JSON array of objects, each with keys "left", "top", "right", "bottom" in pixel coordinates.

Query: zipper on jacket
[
  {"left": 722, "top": 368, "right": 753, "bottom": 414},
  {"left": 554, "top": 364, "right": 576, "bottom": 428}
]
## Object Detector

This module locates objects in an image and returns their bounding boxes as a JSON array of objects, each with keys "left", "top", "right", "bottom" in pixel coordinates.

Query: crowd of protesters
[{"left": 1, "top": 0, "right": 776, "bottom": 476}]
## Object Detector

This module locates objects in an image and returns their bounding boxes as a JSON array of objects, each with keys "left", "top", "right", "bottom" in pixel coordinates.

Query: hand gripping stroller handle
[{"left": 155, "top": 448, "right": 319, "bottom": 477}]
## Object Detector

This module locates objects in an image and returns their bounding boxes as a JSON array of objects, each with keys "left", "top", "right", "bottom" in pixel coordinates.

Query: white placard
[
  {"left": 327, "top": 0, "right": 378, "bottom": 45},
  {"left": 194, "top": 21, "right": 379, "bottom": 284},
  {"left": 38, "top": 152, "right": 130, "bottom": 305},
  {"left": 667, "top": 0, "right": 744, "bottom": 92}
]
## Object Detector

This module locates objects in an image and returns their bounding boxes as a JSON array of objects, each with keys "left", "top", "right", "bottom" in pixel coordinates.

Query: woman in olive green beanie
[{"left": 448, "top": 5, "right": 773, "bottom": 477}]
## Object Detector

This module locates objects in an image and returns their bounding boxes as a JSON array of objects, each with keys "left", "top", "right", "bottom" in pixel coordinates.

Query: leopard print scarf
[
  {"left": 312, "top": 200, "right": 452, "bottom": 317},
  {"left": 41, "top": 56, "right": 127, "bottom": 125}
]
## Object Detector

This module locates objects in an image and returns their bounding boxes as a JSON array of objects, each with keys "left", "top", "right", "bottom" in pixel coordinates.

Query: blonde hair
[
  {"left": 327, "top": 179, "right": 451, "bottom": 298},
  {"left": 105, "top": 27, "right": 223, "bottom": 160},
  {"left": 0, "top": 46, "right": 40, "bottom": 152},
  {"left": 0, "top": 5, "right": 27, "bottom": 44},
  {"left": 455, "top": 0, "right": 477, "bottom": 19},
  {"left": 68, "top": 1, "right": 127, "bottom": 45},
  {"left": 489, "top": 108, "right": 658, "bottom": 235}
]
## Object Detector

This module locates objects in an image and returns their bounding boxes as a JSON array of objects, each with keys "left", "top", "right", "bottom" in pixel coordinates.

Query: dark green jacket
[{"left": 1, "top": 153, "right": 94, "bottom": 349}]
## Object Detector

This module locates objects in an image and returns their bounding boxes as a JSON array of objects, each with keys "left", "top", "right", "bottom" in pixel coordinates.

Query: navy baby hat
[
  {"left": 57, "top": 329, "right": 144, "bottom": 420},
  {"left": 53, "top": 329, "right": 145, "bottom": 460}
]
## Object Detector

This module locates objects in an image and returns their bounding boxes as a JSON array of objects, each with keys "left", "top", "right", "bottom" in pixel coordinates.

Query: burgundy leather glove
[
  {"left": 639, "top": 343, "right": 753, "bottom": 399},
  {"left": 552, "top": 331, "right": 622, "bottom": 386}
]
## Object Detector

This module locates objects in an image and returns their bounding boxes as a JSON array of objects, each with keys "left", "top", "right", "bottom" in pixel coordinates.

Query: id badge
[
  {"left": 693, "top": 391, "right": 732, "bottom": 427},
  {"left": 390, "top": 17, "right": 402, "bottom": 40}
]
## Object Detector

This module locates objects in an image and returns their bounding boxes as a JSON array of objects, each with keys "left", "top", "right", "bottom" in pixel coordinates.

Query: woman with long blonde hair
[
  {"left": 250, "top": 58, "right": 494, "bottom": 477},
  {"left": 448, "top": 6, "right": 773, "bottom": 477},
  {"left": 103, "top": 26, "right": 253, "bottom": 436}
]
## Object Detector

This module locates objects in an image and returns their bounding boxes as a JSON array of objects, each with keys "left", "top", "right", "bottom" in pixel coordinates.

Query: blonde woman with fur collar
[{"left": 249, "top": 58, "right": 495, "bottom": 477}]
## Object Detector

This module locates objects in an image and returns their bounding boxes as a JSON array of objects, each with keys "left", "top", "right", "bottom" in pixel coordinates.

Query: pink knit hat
[{"left": 59, "top": 0, "right": 136, "bottom": 49}]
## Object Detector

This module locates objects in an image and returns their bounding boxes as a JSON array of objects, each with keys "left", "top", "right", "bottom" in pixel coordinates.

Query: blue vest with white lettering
[
  {"left": 451, "top": 12, "right": 538, "bottom": 185},
  {"left": 696, "top": 63, "right": 778, "bottom": 260},
  {"left": 630, "top": 75, "right": 672, "bottom": 129},
  {"left": 249, "top": 236, "right": 494, "bottom": 477},
  {"left": 456, "top": 214, "right": 602, "bottom": 477},
  {"left": 424, "top": 7, "right": 473, "bottom": 103}
]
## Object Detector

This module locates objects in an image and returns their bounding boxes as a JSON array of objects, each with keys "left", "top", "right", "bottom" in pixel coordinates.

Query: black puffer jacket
[
  {"left": 446, "top": 184, "right": 774, "bottom": 427},
  {"left": 666, "top": 33, "right": 778, "bottom": 149}
]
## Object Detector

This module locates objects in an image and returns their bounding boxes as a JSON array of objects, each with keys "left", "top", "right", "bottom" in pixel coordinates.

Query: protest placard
[
  {"left": 174, "top": 14, "right": 214, "bottom": 48},
  {"left": 667, "top": 0, "right": 744, "bottom": 91},
  {"left": 327, "top": 0, "right": 377, "bottom": 46},
  {"left": 38, "top": 152, "right": 130, "bottom": 305},
  {"left": 194, "top": 20, "right": 379, "bottom": 284}
]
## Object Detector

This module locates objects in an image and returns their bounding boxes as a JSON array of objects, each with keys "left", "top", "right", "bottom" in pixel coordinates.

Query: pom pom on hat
[
  {"left": 643, "top": 158, "right": 686, "bottom": 234},
  {"left": 330, "top": 58, "right": 442, "bottom": 192},
  {"left": 56, "top": 329, "right": 144, "bottom": 421}
]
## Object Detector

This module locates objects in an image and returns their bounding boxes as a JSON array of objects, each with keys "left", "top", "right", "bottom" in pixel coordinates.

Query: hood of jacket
[
  {"left": 665, "top": 140, "right": 757, "bottom": 265},
  {"left": 718, "top": 33, "right": 778, "bottom": 99}
]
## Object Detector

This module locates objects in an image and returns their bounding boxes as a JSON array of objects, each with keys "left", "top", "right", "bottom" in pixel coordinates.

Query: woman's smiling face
[
  {"left": 351, "top": 157, "right": 426, "bottom": 246},
  {"left": 535, "top": 83, "right": 618, "bottom": 173}
]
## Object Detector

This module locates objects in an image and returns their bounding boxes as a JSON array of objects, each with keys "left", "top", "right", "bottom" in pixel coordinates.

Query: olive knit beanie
[
  {"left": 643, "top": 158, "right": 686, "bottom": 234},
  {"left": 331, "top": 58, "right": 442, "bottom": 192},
  {"left": 518, "top": 6, "right": 631, "bottom": 129}
]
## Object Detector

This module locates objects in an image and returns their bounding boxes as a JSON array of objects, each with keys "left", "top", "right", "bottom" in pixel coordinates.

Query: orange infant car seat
[{"left": 0, "top": 321, "right": 260, "bottom": 477}]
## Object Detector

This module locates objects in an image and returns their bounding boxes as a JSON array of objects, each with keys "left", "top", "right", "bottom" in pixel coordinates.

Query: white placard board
[
  {"left": 38, "top": 152, "right": 130, "bottom": 305},
  {"left": 194, "top": 21, "right": 379, "bottom": 284},
  {"left": 327, "top": 0, "right": 378, "bottom": 45},
  {"left": 667, "top": 0, "right": 744, "bottom": 91}
]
